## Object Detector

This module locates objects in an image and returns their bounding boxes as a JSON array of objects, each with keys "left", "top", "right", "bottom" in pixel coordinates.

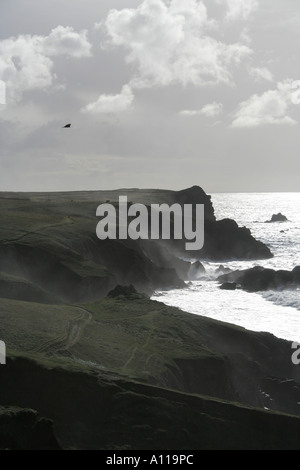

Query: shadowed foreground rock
[
  {"left": 0, "top": 406, "right": 61, "bottom": 450},
  {"left": 1, "top": 356, "right": 300, "bottom": 450},
  {"left": 1, "top": 293, "right": 300, "bottom": 449}
]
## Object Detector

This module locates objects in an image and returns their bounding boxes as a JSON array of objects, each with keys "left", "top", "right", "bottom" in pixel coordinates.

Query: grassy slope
[
  {"left": 1, "top": 294, "right": 300, "bottom": 448},
  {"left": 0, "top": 191, "right": 299, "bottom": 449},
  {"left": 0, "top": 191, "right": 186, "bottom": 301},
  {"left": 2, "top": 354, "right": 300, "bottom": 450},
  {"left": 1, "top": 293, "right": 300, "bottom": 412}
]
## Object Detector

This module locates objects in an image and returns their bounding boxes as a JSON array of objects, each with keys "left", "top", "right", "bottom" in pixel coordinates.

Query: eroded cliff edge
[
  {"left": 0, "top": 186, "right": 272, "bottom": 301},
  {"left": 1, "top": 187, "right": 298, "bottom": 450}
]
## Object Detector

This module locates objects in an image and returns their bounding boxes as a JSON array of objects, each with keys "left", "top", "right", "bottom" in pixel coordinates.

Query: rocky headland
[{"left": 0, "top": 187, "right": 299, "bottom": 450}]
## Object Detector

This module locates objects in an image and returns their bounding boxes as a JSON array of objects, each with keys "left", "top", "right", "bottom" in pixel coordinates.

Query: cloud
[
  {"left": 249, "top": 66, "right": 274, "bottom": 83},
  {"left": 81, "top": 85, "right": 134, "bottom": 114},
  {"left": 42, "top": 26, "right": 92, "bottom": 58},
  {"left": 0, "top": 26, "right": 92, "bottom": 103},
  {"left": 232, "top": 80, "right": 297, "bottom": 128},
  {"left": 180, "top": 101, "right": 223, "bottom": 117},
  {"left": 217, "top": 0, "right": 258, "bottom": 21},
  {"left": 103, "top": 0, "right": 252, "bottom": 89}
]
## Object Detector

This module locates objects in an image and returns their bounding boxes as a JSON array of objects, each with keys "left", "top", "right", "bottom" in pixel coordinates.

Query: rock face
[
  {"left": 220, "top": 282, "right": 237, "bottom": 291},
  {"left": 200, "top": 218, "right": 272, "bottom": 261},
  {"left": 218, "top": 266, "right": 300, "bottom": 292},
  {"left": 265, "top": 213, "right": 288, "bottom": 223},
  {"left": 188, "top": 261, "right": 206, "bottom": 279},
  {"left": 107, "top": 284, "right": 144, "bottom": 299},
  {"left": 0, "top": 186, "right": 272, "bottom": 301},
  {"left": 0, "top": 407, "right": 61, "bottom": 450},
  {"left": 215, "top": 265, "right": 232, "bottom": 275},
  {"left": 172, "top": 187, "right": 273, "bottom": 261},
  {"left": 175, "top": 185, "right": 216, "bottom": 222},
  {"left": 0, "top": 189, "right": 298, "bottom": 450}
]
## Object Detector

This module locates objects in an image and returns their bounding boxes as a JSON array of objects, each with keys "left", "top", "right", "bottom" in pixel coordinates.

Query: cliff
[
  {"left": 0, "top": 294, "right": 300, "bottom": 449},
  {"left": 0, "top": 187, "right": 293, "bottom": 450},
  {"left": 0, "top": 186, "right": 272, "bottom": 301}
]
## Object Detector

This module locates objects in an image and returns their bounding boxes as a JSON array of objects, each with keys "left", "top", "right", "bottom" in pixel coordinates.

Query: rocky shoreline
[
  {"left": 218, "top": 266, "right": 300, "bottom": 292},
  {"left": 0, "top": 187, "right": 299, "bottom": 450}
]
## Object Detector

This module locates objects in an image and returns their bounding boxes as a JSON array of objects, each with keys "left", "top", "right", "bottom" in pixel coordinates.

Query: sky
[{"left": 0, "top": 0, "right": 300, "bottom": 193}]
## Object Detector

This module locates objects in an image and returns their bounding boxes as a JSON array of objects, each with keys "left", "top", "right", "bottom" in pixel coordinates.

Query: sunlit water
[{"left": 152, "top": 193, "right": 300, "bottom": 342}]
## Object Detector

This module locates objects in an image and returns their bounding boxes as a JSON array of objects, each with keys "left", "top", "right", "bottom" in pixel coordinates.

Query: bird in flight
[{"left": 62, "top": 123, "right": 71, "bottom": 128}]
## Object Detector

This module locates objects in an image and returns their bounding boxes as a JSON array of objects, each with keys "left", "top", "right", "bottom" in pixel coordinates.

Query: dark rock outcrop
[
  {"left": 171, "top": 187, "right": 273, "bottom": 261},
  {"left": 265, "top": 213, "right": 288, "bottom": 223},
  {"left": 220, "top": 282, "right": 237, "bottom": 291},
  {"left": 218, "top": 266, "right": 300, "bottom": 292},
  {"left": 0, "top": 407, "right": 61, "bottom": 450},
  {"left": 215, "top": 265, "right": 232, "bottom": 275},
  {"left": 201, "top": 218, "right": 272, "bottom": 261},
  {"left": 188, "top": 260, "right": 206, "bottom": 279},
  {"left": 292, "top": 266, "right": 300, "bottom": 283},
  {"left": 107, "top": 284, "right": 145, "bottom": 299},
  {"left": 174, "top": 185, "right": 215, "bottom": 222}
]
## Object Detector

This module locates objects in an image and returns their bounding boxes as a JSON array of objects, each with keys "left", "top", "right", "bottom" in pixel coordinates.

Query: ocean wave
[{"left": 262, "top": 290, "right": 300, "bottom": 311}]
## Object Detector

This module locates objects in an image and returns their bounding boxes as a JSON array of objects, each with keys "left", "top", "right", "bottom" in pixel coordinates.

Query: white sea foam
[
  {"left": 152, "top": 193, "right": 300, "bottom": 342},
  {"left": 262, "top": 290, "right": 300, "bottom": 311}
]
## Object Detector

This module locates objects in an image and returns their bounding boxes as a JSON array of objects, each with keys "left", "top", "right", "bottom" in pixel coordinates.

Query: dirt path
[
  {"left": 121, "top": 312, "right": 158, "bottom": 372},
  {"left": 34, "top": 307, "right": 92, "bottom": 355}
]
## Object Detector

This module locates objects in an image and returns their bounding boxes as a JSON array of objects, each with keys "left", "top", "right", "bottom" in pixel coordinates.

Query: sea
[{"left": 152, "top": 193, "right": 300, "bottom": 343}]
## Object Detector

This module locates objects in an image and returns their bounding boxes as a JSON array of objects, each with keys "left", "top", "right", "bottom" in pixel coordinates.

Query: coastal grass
[{"left": 0, "top": 189, "right": 298, "bottom": 449}]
